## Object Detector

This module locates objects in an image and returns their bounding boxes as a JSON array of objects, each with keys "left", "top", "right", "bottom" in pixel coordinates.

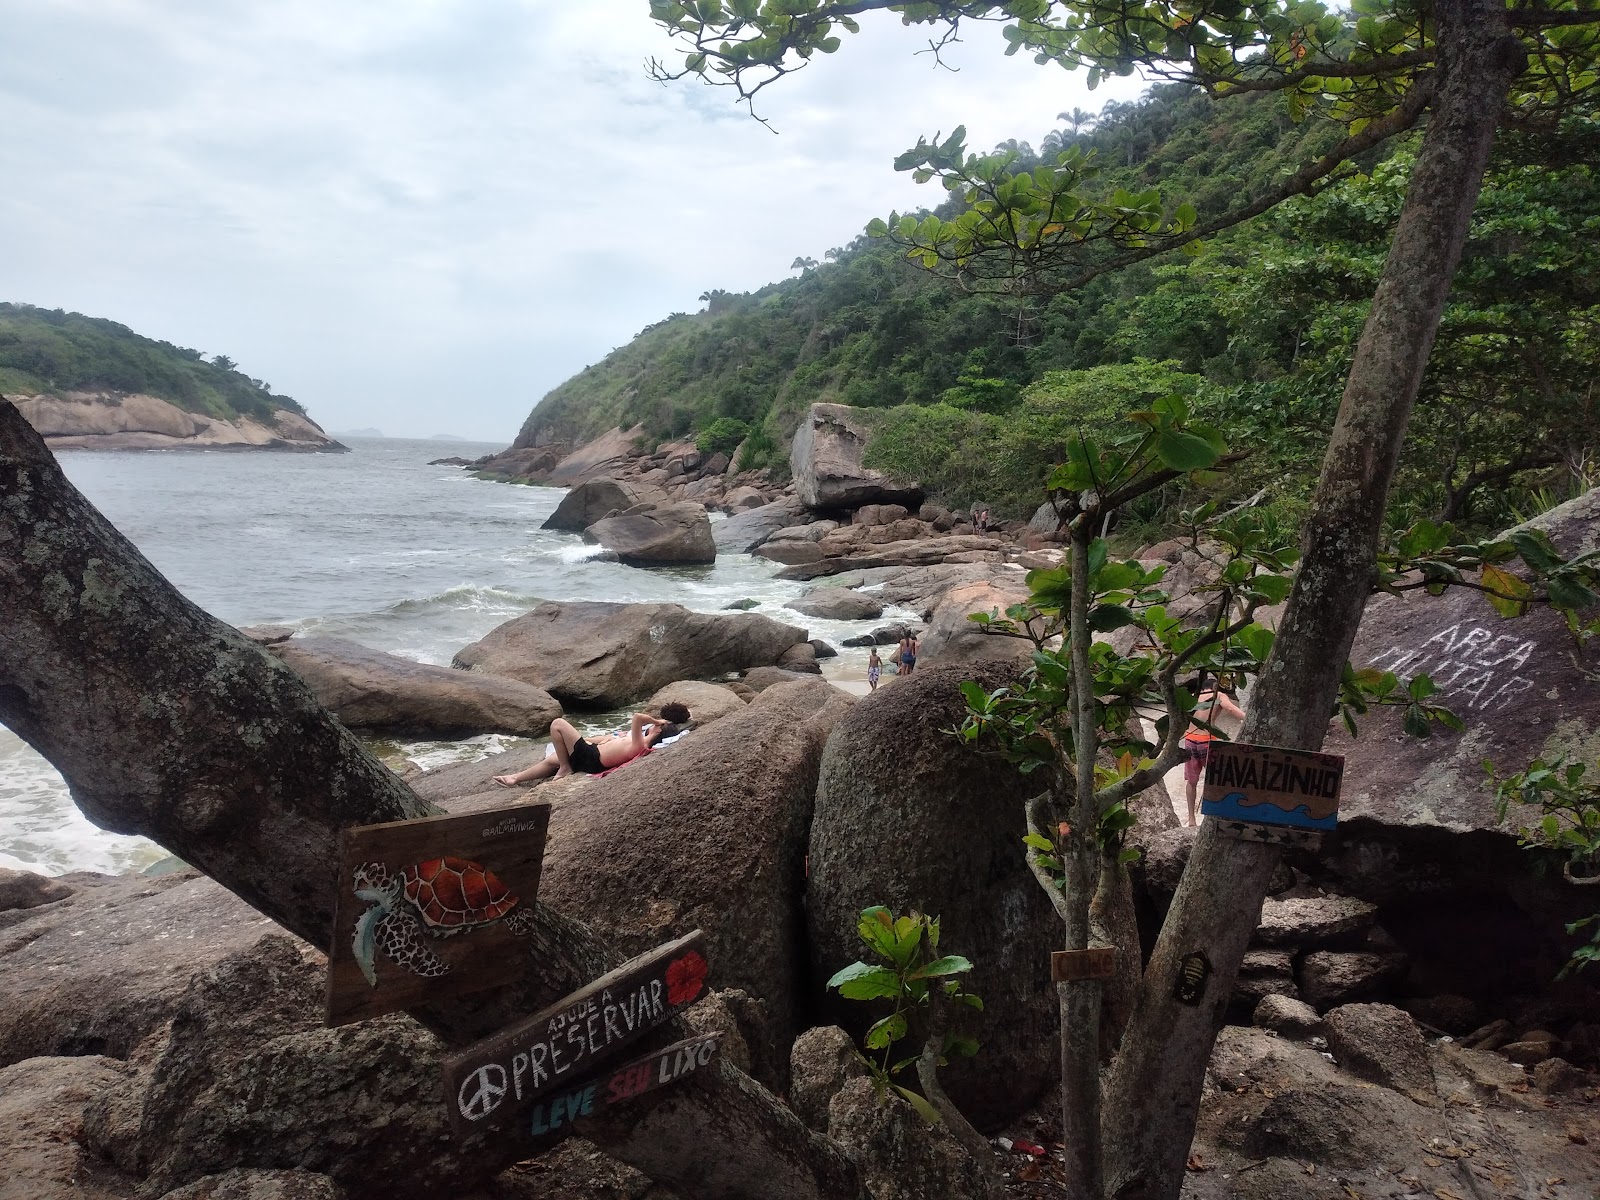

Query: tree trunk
[
  {"left": 1100, "top": 6, "right": 1524, "bottom": 1199},
  {"left": 0, "top": 400, "right": 864, "bottom": 1200},
  {"left": 1060, "top": 524, "right": 1104, "bottom": 1200},
  {"left": 1089, "top": 858, "right": 1139, "bottom": 1061}
]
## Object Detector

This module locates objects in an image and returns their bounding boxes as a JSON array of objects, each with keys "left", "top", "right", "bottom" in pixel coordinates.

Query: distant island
[{"left": 1, "top": 303, "right": 341, "bottom": 452}]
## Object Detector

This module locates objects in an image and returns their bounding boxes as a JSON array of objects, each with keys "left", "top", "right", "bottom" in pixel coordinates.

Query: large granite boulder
[
  {"left": 774, "top": 535, "right": 1007, "bottom": 581},
  {"left": 0, "top": 872, "right": 280, "bottom": 1069},
  {"left": 1327, "top": 488, "right": 1600, "bottom": 836},
  {"left": 537, "top": 679, "right": 853, "bottom": 1086},
  {"left": 542, "top": 478, "right": 666, "bottom": 532},
  {"left": 916, "top": 579, "right": 1034, "bottom": 666},
  {"left": 0, "top": 866, "right": 73, "bottom": 911},
  {"left": 268, "top": 637, "right": 561, "bottom": 737},
  {"left": 784, "top": 589, "right": 884, "bottom": 621},
  {"left": 712, "top": 498, "right": 806, "bottom": 554},
  {"left": 789, "top": 403, "right": 924, "bottom": 512},
  {"left": 0, "top": 1054, "right": 138, "bottom": 1200},
  {"left": 453, "top": 601, "right": 806, "bottom": 708},
  {"left": 544, "top": 425, "right": 645, "bottom": 487},
  {"left": 583, "top": 501, "right": 717, "bottom": 566},
  {"left": 82, "top": 935, "right": 470, "bottom": 1197},
  {"left": 807, "top": 661, "right": 1056, "bottom": 1130}
]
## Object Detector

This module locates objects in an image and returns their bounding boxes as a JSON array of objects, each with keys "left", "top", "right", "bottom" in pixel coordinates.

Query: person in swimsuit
[
  {"left": 1181, "top": 681, "right": 1245, "bottom": 826},
  {"left": 867, "top": 648, "right": 882, "bottom": 691},
  {"left": 898, "top": 633, "right": 919, "bottom": 675},
  {"left": 493, "top": 702, "right": 689, "bottom": 786}
]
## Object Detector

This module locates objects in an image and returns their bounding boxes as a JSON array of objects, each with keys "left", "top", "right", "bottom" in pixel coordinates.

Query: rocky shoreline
[
  {"left": 4, "top": 419, "right": 1599, "bottom": 1200},
  {"left": 13, "top": 390, "right": 345, "bottom": 452}
]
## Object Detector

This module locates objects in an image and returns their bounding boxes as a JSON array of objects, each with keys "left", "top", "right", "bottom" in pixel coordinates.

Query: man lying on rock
[{"left": 493, "top": 702, "right": 690, "bottom": 786}]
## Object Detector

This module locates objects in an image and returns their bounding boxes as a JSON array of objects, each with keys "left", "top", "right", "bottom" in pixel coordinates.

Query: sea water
[{"left": 0, "top": 437, "right": 899, "bottom": 875}]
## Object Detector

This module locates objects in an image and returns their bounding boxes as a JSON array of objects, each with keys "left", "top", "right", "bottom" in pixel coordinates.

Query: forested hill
[
  {"left": 0, "top": 303, "right": 307, "bottom": 425},
  {"left": 517, "top": 84, "right": 1597, "bottom": 535}
]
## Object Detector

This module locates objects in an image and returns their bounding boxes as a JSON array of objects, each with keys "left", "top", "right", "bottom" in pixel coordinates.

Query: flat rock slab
[
  {"left": 711, "top": 499, "right": 806, "bottom": 554},
  {"left": 784, "top": 590, "right": 884, "bottom": 621},
  {"left": 1326, "top": 488, "right": 1600, "bottom": 835},
  {"left": 1254, "top": 895, "right": 1378, "bottom": 948},
  {"left": 269, "top": 637, "right": 561, "bottom": 737},
  {"left": 0, "top": 873, "right": 282, "bottom": 1067},
  {"left": 0, "top": 1054, "right": 138, "bottom": 1200}
]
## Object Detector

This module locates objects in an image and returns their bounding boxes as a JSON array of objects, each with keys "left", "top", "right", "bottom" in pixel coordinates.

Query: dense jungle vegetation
[
  {"left": 0, "top": 303, "right": 305, "bottom": 424},
  {"left": 517, "top": 84, "right": 1598, "bottom": 534}
]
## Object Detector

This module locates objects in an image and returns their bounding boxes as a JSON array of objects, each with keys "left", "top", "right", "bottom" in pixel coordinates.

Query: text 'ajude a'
[{"left": 441, "top": 930, "right": 708, "bottom": 1133}]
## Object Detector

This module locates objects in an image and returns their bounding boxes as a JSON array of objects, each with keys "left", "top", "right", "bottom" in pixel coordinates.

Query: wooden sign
[
  {"left": 442, "top": 930, "right": 709, "bottom": 1134},
  {"left": 1051, "top": 947, "right": 1117, "bottom": 982},
  {"left": 1172, "top": 951, "right": 1212, "bottom": 1006},
  {"left": 528, "top": 1032, "right": 723, "bottom": 1139},
  {"left": 325, "top": 803, "right": 552, "bottom": 1027},
  {"left": 1199, "top": 741, "right": 1344, "bottom": 833}
]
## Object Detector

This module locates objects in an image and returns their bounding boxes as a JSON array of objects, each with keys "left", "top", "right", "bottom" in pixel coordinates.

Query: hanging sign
[
  {"left": 441, "top": 930, "right": 709, "bottom": 1134},
  {"left": 1199, "top": 741, "right": 1344, "bottom": 834},
  {"left": 527, "top": 1032, "right": 723, "bottom": 1139},
  {"left": 325, "top": 803, "right": 552, "bottom": 1027},
  {"left": 1050, "top": 947, "right": 1117, "bottom": 982}
]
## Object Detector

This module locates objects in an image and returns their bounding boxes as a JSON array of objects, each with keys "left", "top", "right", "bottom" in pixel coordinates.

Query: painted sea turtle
[{"left": 351, "top": 856, "right": 537, "bottom": 986}]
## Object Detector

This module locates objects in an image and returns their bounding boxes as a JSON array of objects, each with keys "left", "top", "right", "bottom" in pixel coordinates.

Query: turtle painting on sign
[
  {"left": 325, "top": 804, "right": 552, "bottom": 1027},
  {"left": 350, "top": 856, "right": 541, "bottom": 985}
]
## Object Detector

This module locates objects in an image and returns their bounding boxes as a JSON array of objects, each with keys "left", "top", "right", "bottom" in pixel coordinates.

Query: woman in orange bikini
[{"left": 1181, "top": 680, "right": 1245, "bottom": 827}]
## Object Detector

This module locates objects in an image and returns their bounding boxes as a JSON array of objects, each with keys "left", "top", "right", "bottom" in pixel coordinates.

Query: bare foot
[
  {"left": 493, "top": 775, "right": 519, "bottom": 787},
  {"left": 554, "top": 766, "right": 572, "bottom": 778}
]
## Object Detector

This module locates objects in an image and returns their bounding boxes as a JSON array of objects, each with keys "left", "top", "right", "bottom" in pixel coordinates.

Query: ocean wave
[{"left": 386, "top": 583, "right": 545, "bottom": 614}]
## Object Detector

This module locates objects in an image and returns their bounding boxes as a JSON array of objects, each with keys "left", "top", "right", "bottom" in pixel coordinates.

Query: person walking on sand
[
  {"left": 493, "top": 703, "right": 689, "bottom": 786},
  {"left": 1181, "top": 679, "right": 1245, "bottom": 827},
  {"left": 867, "top": 648, "right": 882, "bottom": 691}
]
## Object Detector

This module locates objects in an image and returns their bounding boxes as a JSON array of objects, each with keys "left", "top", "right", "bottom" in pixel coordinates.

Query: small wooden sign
[
  {"left": 325, "top": 803, "right": 552, "bottom": 1027},
  {"left": 441, "top": 930, "right": 709, "bottom": 1134},
  {"left": 528, "top": 1032, "right": 723, "bottom": 1139},
  {"left": 1051, "top": 947, "right": 1117, "bottom": 982},
  {"left": 1199, "top": 741, "right": 1344, "bottom": 833}
]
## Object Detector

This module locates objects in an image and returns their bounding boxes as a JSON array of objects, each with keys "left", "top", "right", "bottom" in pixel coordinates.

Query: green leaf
[
  {"left": 827, "top": 961, "right": 902, "bottom": 1000},
  {"left": 1088, "top": 603, "right": 1136, "bottom": 633},
  {"left": 942, "top": 1033, "right": 981, "bottom": 1058},
  {"left": 891, "top": 1084, "right": 943, "bottom": 1125},
  {"left": 958, "top": 992, "right": 984, "bottom": 1010},
  {"left": 1154, "top": 429, "right": 1220, "bottom": 471},
  {"left": 865, "top": 1011, "right": 908, "bottom": 1050},
  {"left": 909, "top": 955, "right": 973, "bottom": 979},
  {"left": 1480, "top": 563, "right": 1531, "bottom": 618},
  {"left": 1022, "top": 832, "right": 1055, "bottom": 852}
]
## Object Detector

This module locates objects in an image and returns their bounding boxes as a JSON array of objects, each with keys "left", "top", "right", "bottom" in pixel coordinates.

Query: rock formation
[
  {"left": 789, "top": 403, "right": 924, "bottom": 512},
  {"left": 583, "top": 501, "right": 717, "bottom": 566},
  {"left": 268, "top": 637, "right": 562, "bottom": 737},
  {"left": 452, "top": 601, "right": 806, "bottom": 707},
  {"left": 542, "top": 478, "right": 666, "bottom": 532},
  {"left": 12, "top": 392, "right": 343, "bottom": 452}
]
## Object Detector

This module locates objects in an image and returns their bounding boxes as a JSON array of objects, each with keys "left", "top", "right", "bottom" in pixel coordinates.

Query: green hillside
[
  {"left": 0, "top": 303, "right": 306, "bottom": 425},
  {"left": 515, "top": 84, "right": 1598, "bottom": 535}
]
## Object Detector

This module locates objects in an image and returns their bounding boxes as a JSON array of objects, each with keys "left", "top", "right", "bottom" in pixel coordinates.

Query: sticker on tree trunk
[
  {"left": 1199, "top": 741, "right": 1344, "bottom": 832},
  {"left": 324, "top": 803, "right": 552, "bottom": 1027},
  {"left": 441, "top": 930, "right": 709, "bottom": 1134},
  {"left": 527, "top": 1032, "right": 723, "bottom": 1139},
  {"left": 1172, "top": 951, "right": 1212, "bottom": 1006}
]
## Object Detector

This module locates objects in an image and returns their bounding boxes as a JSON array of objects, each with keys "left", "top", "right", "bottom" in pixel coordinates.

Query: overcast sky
[{"left": 3, "top": 1, "right": 1146, "bottom": 441}]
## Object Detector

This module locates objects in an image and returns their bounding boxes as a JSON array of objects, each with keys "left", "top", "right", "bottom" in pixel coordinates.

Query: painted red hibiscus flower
[{"left": 666, "top": 950, "right": 708, "bottom": 1006}]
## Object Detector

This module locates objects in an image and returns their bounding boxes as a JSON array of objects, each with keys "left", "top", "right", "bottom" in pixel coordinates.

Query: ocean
[{"left": 0, "top": 437, "right": 893, "bottom": 876}]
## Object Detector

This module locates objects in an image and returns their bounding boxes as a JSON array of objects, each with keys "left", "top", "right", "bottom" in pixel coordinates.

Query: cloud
[{"left": 0, "top": 0, "right": 1146, "bottom": 439}]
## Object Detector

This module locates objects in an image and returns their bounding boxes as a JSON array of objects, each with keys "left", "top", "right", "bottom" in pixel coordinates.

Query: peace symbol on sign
[{"left": 457, "top": 1063, "right": 508, "bottom": 1121}]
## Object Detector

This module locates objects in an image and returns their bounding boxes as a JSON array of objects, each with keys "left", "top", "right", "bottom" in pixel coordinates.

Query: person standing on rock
[
  {"left": 493, "top": 703, "right": 689, "bottom": 786},
  {"left": 1181, "top": 679, "right": 1245, "bottom": 827},
  {"left": 898, "top": 632, "right": 919, "bottom": 676},
  {"left": 867, "top": 648, "right": 882, "bottom": 691}
]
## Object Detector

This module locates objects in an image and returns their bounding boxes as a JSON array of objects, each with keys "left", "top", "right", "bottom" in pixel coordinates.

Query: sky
[{"left": 2, "top": 1, "right": 1146, "bottom": 442}]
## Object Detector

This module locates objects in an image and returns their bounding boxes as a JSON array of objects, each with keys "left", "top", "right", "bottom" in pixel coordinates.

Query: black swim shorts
[{"left": 569, "top": 737, "right": 604, "bottom": 774}]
